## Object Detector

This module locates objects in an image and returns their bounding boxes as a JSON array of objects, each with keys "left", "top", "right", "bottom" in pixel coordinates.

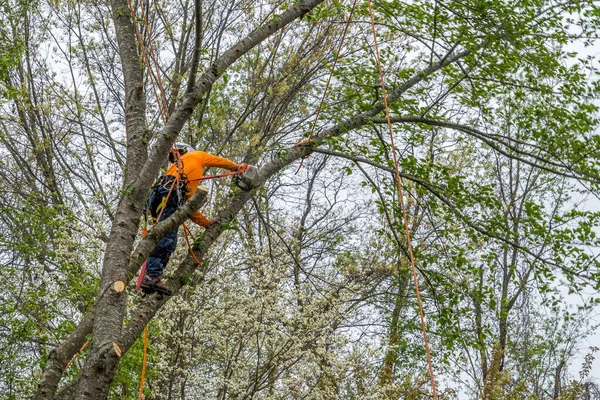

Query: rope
[
  {"left": 366, "top": 1, "right": 439, "bottom": 398},
  {"left": 294, "top": 0, "right": 358, "bottom": 173},
  {"left": 186, "top": 168, "right": 249, "bottom": 182},
  {"left": 64, "top": 340, "right": 89, "bottom": 370},
  {"left": 183, "top": 223, "right": 203, "bottom": 265},
  {"left": 137, "top": 0, "right": 169, "bottom": 118},
  {"left": 126, "top": 0, "right": 169, "bottom": 122},
  {"left": 138, "top": 325, "right": 149, "bottom": 400},
  {"left": 122, "top": 1, "right": 186, "bottom": 180},
  {"left": 125, "top": 0, "right": 165, "bottom": 122}
]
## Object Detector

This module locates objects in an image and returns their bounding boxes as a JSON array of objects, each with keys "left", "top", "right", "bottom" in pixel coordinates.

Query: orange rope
[
  {"left": 126, "top": 0, "right": 169, "bottom": 123},
  {"left": 183, "top": 223, "right": 203, "bottom": 265},
  {"left": 294, "top": 0, "right": 358, "bottom": 173},
  {"left": 305, "top": 0, "right": 357, "bottom": 144},
  {"left": 64, "top": 340, "right": 89, "bottom": 370},
  {"left": 138, "top": 325, "right": 149, "bottom": 400},
  {"left": 366, "top": 1, "right": 438, "bottom": 398},
  {"left": 136, "top": 0, "right": 170, "bottom": 118}
]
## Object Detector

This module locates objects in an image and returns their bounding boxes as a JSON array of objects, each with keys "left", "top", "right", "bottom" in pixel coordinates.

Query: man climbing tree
[
  {"left": 141, "top": 142, "right": 247, "bottom": 295},
  {"left": 0, "top": 0, "right": 596, "bottom": 397}
]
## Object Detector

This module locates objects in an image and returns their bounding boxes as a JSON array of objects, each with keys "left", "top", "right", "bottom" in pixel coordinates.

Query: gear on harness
[
  {"left": 234, "top": 165, "right": 257, "bottom": 191},
  {"left": 148, "top": 175, "right": 187, "bottom": 218}
]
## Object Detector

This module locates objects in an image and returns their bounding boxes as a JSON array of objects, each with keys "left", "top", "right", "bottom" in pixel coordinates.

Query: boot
[{"left": 140, "top": 275, "right": 173, "bottom": 296}]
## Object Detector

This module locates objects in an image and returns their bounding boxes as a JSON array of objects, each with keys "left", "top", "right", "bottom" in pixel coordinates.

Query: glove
[{"left": 237, "top": 163, "right": 248, "bottom": 171}]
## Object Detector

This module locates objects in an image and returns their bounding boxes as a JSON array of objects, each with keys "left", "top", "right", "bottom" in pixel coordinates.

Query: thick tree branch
[{"left": 33, "top": 312, "right": 95, "bottom": 400}]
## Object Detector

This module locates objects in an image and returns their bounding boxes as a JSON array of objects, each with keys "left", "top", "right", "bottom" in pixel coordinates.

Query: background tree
[{"left": 1, "top": 0, "right": 600, "bottom": 398}]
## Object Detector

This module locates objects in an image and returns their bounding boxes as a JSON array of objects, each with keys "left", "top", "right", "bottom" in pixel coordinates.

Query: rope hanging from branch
[
  {"left": 295, "top": 0, "right": 358, "bottom": 174},
  {"left": 366, "top": 0, "right": 439, "bottom": 398},
  {"left": 138, "top": 326, "right": 149, "bottom": 400}
]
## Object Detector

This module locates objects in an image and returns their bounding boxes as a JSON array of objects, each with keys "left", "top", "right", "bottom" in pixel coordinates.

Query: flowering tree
[{"left": 1, "top": 0, "right": 600, "bottom": 398}]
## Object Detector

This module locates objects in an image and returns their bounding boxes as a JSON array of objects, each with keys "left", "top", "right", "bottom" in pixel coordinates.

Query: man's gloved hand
[{"left": 237, "top": 163, "right": 248, "bottom": 171}]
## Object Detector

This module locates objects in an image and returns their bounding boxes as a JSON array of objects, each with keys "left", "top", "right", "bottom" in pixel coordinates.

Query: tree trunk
[
  {"left": 378, "top": 260, "right": 410, "bottom": 388},
  {"left": 553, "top": 360, "right": 564, "bottom": 399}
]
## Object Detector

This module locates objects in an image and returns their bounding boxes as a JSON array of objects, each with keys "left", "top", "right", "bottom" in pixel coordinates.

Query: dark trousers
[{"left": 146, "top": 182, "right": 182, "bottom": 277}]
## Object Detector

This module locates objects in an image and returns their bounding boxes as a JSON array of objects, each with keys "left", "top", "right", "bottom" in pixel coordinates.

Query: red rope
[
  {"left": 186, "top": 168, "right": 249, "bottom": 182},
  {"left": 367, "top": 1, "right": 439, "bottom": 398}
]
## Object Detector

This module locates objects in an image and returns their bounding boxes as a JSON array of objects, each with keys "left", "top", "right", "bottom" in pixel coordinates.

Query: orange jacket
[{"left": 166, "top": 151, "right": 238, "bottom": 227}]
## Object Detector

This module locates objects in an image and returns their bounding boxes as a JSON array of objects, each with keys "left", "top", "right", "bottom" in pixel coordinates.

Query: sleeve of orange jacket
[
  {"left": 198, "top": 152, "right": 238, "bottom": 171},
  {"left": 190, "top": 210, "right": 211, "bottom": 227}
]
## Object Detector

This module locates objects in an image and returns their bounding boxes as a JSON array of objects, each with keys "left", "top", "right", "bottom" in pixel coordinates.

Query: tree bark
[{"left": 553, "top": 360, "right": 564, "bottom": 399}]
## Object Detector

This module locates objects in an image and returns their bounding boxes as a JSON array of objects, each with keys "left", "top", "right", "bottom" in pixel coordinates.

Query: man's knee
[{"left": 150, "top": 246, "right": 172, "bottom": 265}]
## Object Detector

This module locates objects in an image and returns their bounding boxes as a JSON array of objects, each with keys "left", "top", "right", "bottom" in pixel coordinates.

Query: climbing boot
[{"left": 140, "top": 276, "right": 173, "bottom": 296}]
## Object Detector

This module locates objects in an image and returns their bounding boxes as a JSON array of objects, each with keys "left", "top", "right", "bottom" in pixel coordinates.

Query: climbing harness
[
  {"left": 135, "top": 172, "right": 181, "bottom": 292},
  {"left": 367, "top": 1, "right": 438, "bottom": 398},
  {"left": 147, "top": 175, "right": 187, "bottom": 219}
]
